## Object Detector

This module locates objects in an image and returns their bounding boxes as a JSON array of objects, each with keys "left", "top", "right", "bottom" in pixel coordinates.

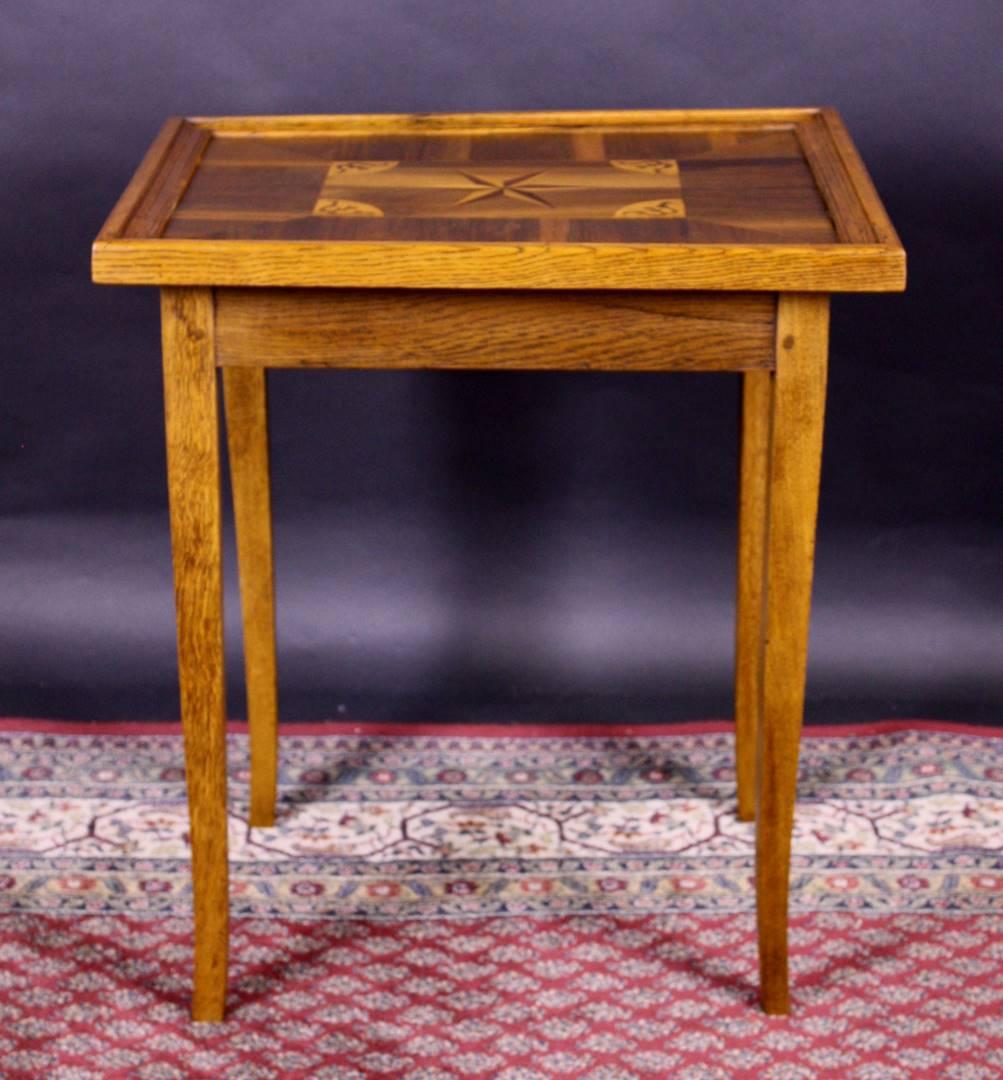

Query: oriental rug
[{"left": 0, "top": 720, "right": 1001, "bottom": 1079}]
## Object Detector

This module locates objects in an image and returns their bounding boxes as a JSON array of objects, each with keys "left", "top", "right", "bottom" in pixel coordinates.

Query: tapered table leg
[
  {"left": 223, "top": 367, "right": 278, "bottom": 828},
  {"left": 756, "top": 293, "right": 829, "bottom": 1015},
  {"left": 161, "top": 287, "right": 230, "bottom": 1022},
  {"left": 735, "top": 370, "right": 772, "bottom": 822}
]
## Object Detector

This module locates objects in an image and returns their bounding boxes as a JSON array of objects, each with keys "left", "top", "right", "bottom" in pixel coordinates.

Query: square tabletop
[{"left": 93, "top": 109, "right": 904, "bottom": 292}]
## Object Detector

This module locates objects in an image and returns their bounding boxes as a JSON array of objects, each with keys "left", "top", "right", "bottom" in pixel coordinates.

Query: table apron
[{"left": 212, "top": 288, "right": 778, "bottom": 372}]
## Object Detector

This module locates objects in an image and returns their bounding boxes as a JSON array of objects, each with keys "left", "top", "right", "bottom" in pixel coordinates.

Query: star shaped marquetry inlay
[
  {"left": 313, "top": 159, "right": 685, "bottom": 221},
  {"left": 449, "top": 170, "right": 592, "bottom": 210}
]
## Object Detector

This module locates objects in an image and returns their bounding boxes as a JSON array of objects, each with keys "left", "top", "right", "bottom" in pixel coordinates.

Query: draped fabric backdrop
[{"left": 1, "top": 1, "right": 1001, "bottom": 724}]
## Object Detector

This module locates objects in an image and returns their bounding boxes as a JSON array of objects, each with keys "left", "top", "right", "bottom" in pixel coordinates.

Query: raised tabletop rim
[{"left": 92, "top": 107, "right": 905, "bottom": 293}]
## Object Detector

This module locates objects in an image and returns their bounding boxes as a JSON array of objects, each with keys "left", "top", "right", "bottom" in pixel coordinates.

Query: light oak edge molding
[
  {"left": 185, "top": 108, "right": 821, "bottom": 135},
  {"left": 96, "top": 116, "right": 186, "bottom": 241},
  {"left": 97, "top": 116, "right": 210, "bottom": 242},
  {"left": 93, "top": 238, "right": 906, "bottom": 292},
  {"left": 818, "top": 108, "right": 903, "bottom": 250}
]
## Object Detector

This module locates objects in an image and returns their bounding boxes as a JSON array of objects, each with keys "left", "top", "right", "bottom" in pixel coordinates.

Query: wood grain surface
[
  {"left": 124, "top": 123, "right": 211, "bottom": 239},
  {"left": 818, "top": 108, "right": 903, "bottom": 248},
  {"left": 222, "top": 366, "right": 278, "bottom": 829},
  {"left": 94, "top": 236, "right": 904, "bottom": 292},
  {"left": 96, "top": 117, "right": 186, "bottom": 241},
  {"left": 166, "top": 128, "right": 821, "bottom": 243},
  {"left": 186, "top": 108, "right": 820, "bottom": 134},
  {"left": 160, "top": 287, "right": 229, "bottom": 1022},
  {"left": 93, "top": 109, "right": 906, "bottom": 292},
  {"left": 755, "top": 292, "right": 829, "bottom": 1015},
  {"left": 795, "top": 113, "right": 873, "bottom": 243},
  {"left": 214, "top": 288, "right": 777, "bottom": 371},
  {"left": 735, "top": 369, "right": 773, "bottom": 822}
]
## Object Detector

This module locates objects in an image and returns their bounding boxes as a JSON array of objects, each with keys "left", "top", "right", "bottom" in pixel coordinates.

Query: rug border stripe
[{"left": 0, "top": 717, "right": 999, "bottom": 737}]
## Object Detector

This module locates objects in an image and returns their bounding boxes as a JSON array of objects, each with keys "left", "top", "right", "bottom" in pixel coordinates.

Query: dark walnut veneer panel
[{"left": 166, "top": 127, "right": 835, "bottom": 245}]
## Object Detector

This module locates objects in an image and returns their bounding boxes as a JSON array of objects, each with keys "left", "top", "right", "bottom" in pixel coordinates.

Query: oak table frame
[{"left": 92, "top": 108, "right": 905, "bottom": 1021}]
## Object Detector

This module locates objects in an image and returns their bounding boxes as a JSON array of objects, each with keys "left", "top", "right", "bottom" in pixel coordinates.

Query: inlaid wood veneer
[{"left": 94, "top": 108, "right": 904, "bottom": 291}]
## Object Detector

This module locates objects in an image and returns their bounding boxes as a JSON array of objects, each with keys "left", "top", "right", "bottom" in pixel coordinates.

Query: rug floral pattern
[
  {"left": 4, "top": 909, "right": 1003, "bottom": 1079},
  {"left": 2, "top": 724, "right": 1003, "bottom": 1078},
  {"left": 1, "top": 726, "right": 1001, "bottom": 918}
]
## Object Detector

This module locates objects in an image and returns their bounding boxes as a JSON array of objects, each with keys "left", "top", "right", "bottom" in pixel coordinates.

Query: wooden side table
[{"left": 92, "top": 108, "right": 905, "bottom": 1021}]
